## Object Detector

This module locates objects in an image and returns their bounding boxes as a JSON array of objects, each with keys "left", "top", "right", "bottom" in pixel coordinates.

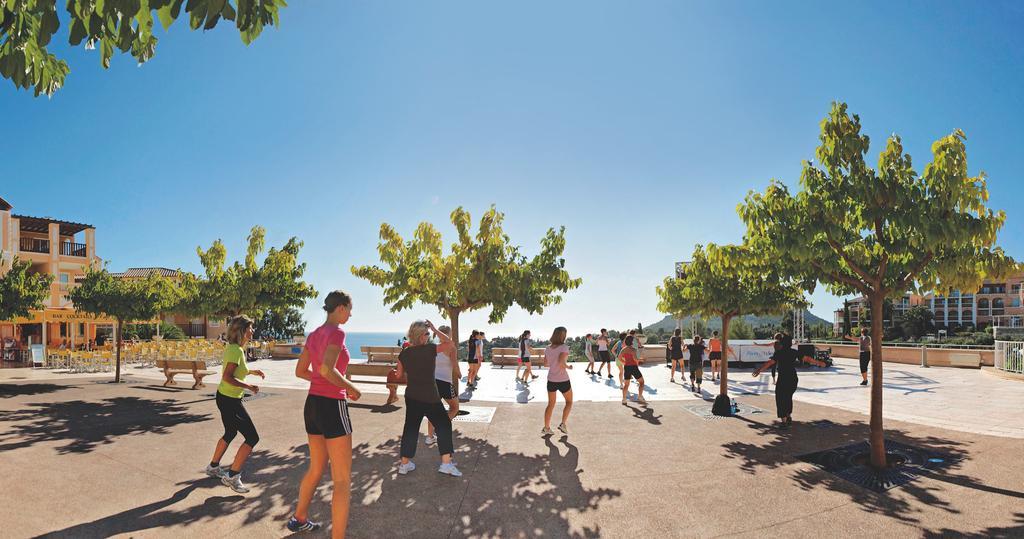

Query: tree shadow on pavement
[
  {"left": 0, "top": 397, "right": 210, "bottom": 454},
  {"left": 39, "top": 445, "right": 311, "bottom": 538},
  {"left": 922, "top": 511, "right": 1024, "bottom": 538},
  {"left": 0, "top": 383, "right": 78, "bottom": 399},
  {"left": 720, "top": 416, "right": 1023, "bottom": 526},
  {"left": 347, "top": 435, "right": 621, "bottom": 538},
  {"left": 39, "top": 434, "right": 621, "bottom": 539}
]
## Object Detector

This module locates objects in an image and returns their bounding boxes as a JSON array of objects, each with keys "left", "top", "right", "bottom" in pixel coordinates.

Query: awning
[{"left": 5, "top": 309, "right": 154, "bottom": 325}]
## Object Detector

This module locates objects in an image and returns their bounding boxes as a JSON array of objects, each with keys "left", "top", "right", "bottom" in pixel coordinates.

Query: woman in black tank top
[{"left": 669, "top": 329, "right": 684, "bottom": 383}]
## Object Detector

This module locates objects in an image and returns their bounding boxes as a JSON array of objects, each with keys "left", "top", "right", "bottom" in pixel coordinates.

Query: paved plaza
[{"left": 1, "top": 359, "right": 1022, "bottom": 538}]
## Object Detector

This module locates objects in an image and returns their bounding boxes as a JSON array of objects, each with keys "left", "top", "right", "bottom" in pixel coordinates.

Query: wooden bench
[
  {"left": 361, "top": 346, "right": 403, "bottom": 364},
  {"left": 491, "top": 347, "right": 547, "bottom": 368},
  {"left": 156, "top": 359, "right": 215, "bottom": 389},
  {"left": 346, "top": 359, "right": 406, "bottom": 405}
]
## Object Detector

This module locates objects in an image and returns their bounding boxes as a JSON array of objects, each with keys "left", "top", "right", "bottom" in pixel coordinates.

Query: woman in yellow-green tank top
[{"left": 204, "top": 315, "right": 265, "bottom": 494}]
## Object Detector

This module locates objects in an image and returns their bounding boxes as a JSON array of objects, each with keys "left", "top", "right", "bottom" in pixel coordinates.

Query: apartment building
[
  {"left": 833, "top": 272, "right": 1024, "bottom": 335},
  {"left": 1, "top": 196, "right": 109, "bottom": 351},
  {"left": 112, "top": 267, "right": 226, "bottom": 339}
]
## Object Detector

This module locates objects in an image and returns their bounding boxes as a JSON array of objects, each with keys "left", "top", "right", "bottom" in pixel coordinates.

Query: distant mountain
[{"left": 644, "top": 309, "right": 830, "bottom": 333}]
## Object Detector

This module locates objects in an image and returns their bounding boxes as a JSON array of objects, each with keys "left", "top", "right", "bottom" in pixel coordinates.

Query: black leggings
[
  {"left": 401, "top": 397, "right": 453, "bottom": 458},
  {"left": 775, "top": 376, "right": 797, "bottom": 419},
  {"left": 216, "top": 392, "right": 259, "bottom": 447}
]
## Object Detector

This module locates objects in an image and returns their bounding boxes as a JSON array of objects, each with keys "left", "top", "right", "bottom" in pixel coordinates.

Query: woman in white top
[
  {"left": 426, "top": 325, "right": 461, "bottom": 446},
  {"left": 542, "top": 327, "right": 573, "bottom": 435},
  {"left": 596, "top": 329, "right": 613, "bottom": 379}
]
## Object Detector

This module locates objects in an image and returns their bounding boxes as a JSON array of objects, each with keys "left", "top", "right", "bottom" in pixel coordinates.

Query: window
[
  {"left": 1012, "top": 298, "right": 1021, "bottom": 308},
  {"left": 993, "top": 298, "right": 1005, "bottom": 315},
  {"left": 978, "top": 298, "right": 990, "bottom": 310},
  {"left": 59, "top": 273, "right": 69, "bottom": 284},
  {"left": 962, "top": 310, "right": 972, "bottom": 321}
]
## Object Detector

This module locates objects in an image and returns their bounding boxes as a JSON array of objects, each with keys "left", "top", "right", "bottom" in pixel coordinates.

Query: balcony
[
  {"left": 19, "top": 237, "right": 50, "bottom": 254},
  {"left": 60, "top": 242, "right": 87, "bottom": 257}
]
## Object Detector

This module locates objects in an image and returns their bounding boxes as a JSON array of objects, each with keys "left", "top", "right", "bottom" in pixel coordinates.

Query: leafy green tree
[
  {"left": 657, "top": 243, "right": 804, "bottom": 415},
  {"left": 123, "top": 321, "right": 186, "bottom": 341},
  {"left": 900, "top": 305, "right": 935, "bottom": 340},
  {"left": 352, "top": 206, "right": 582, "bottom": 370},
  {"left": 739, "top": 102, "right": 1018, "bottom": 467},
  {"left": 728, "top": 316, "right": 754, "bottom": 340},
  {"left": 1, "top": 0, "right": 286, "bottom": 96},
  {"left": 0, "top": 253, "right": 53, "bottom": 320},
  {"left": 842, "top": 299, "right": 852, "bottom": 338},
  {"left": 70, "top": 268, "right": 183, "bottom": 382},
  {"left": 253, "top": 306, "right": 305, "bottom": 341},
  {"left": 189, "top": 226, "right": 317, "bottom": 319}
]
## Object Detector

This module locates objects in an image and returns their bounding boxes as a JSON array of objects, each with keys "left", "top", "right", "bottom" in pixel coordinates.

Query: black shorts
[
  {"left": 671, "top": 351, "right": 684, "bottom": 360},
  {"left": 303, "top": 394, "right": 352, "bottom": 439},
  {"left": 624, "top": 365, "right": 643, "bottom": 380},
  {"left": 859, "top": 351, "right": 870, "bottom": 374},
  {"left": 468, "top": 358, "right": 479, "bottom": 365},
  {"left": 521, "top": 357, "right": 531, "bottom": 364},
  {"left": 598, "top": 350, "right": 612, "bottom": 363},
  {"left": 435, "top": 379, "right": 456, "bottom": 400},
  {"left": 709, "top": 351, "right": 722, "bottom": 361},
  {"left": 546, "top": 380, "right": 571, "bottom": 394}
]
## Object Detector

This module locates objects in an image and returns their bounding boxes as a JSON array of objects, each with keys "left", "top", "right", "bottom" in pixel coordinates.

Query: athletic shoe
[
  {"left": 398, "top": 461, "right": 416, "bottom": 475},
  {"left": 860, "top": 380, "right": 868, "bottom": 386},
  {"left": 638, "top": 396, "right": 647, "bottom": 404},
  {"left": 221, "top": 473, "right": 250, "bottom": 493},
  {"left": 607, "top": 374, "right": 613, "bottom": 379},
  {"left": 557, "top": 423, "right": 568, "bottom": 434},
  {"left": 286, "top": 517, "right": 322, "bottom": 533},
  {"left": 438, "top": 462, "right": 463, "bottom": 477},
  {"left": 424, "top": 434, "right": 437, "bottom": 445},
  {"left": 621, "top": 397, "right": 627, "bottom": 404},
  {"left": 670, "top": 378, "right": 675, "bottom": 383},
  {"left": 204, "top": 464, "right": 228, "bottom": 478},
  {"left": 531, "top": 374, "right": 539, "bottom": 379},
  {"left": 541, "top": 427, "right": 554, "bottom": 435}
]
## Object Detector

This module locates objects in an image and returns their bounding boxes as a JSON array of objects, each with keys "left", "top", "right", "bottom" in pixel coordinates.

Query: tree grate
[
  {"left": 797, "top": 440, "right": 960, "bottom": 493},
  {"left": 682, "top": 401, "right": 768, "bottom": 420}
]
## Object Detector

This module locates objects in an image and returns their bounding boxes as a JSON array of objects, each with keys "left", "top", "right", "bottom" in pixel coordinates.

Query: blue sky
[{"left": 3, "top": 1, "right": 1022, "bottom": 335}]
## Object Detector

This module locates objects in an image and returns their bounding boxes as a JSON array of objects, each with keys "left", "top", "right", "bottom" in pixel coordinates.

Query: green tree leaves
[
  {"left": 188, "top": 225, "right": 317, "bottom": 319},
  {"left": 70, "top": 267, "right": 184, "bottom": 381},
  {"left": 738, "top": 101, "right": 1019, "bottom": 467},
  {"left": 352, "top": 205, "right": 582, "bottom": 347},
  {"left": 0, "top": 253, "right": 53, "bottom": 320},
  {"left": 1, "top": 0, "right": 286, "bottom": 96}
]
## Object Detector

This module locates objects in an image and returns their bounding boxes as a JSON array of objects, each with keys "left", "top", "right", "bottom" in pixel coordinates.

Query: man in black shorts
[{"left": 686, "top": 336, "right": 706, "bottom": 394}]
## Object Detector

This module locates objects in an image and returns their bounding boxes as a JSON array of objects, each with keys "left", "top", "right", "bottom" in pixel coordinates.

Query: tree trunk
[
  {"left": 114, "top": 319, "right": 122, "bottom": 384},
  {"left": 446, "top": 308, "right": 461, "bottom": 394},
  {"left": 712, "top": 314, "right": 733, "bottom": 416},
  {"left": 869, "top": 294, "right": 887, "bottom": 468}
]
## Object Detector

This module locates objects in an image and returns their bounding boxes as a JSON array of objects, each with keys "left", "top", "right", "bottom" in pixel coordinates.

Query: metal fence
[{"left": 994, "top": 341, "right": 1024, "bottom": 374}]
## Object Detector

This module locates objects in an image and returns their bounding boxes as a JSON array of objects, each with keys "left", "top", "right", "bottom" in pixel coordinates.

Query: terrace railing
[
  {"left": 994, "top": 341, "right": 1024, "bottom": 375},
  {"left": 60, "top": 242, "right": 87, "bottom": 257},
  {"left": 19, "top": 237, "right": 50, "bottom": 254}
]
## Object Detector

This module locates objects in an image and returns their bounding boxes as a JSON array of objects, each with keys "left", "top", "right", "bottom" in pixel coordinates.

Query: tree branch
[
  {"left": 824, "top": 230, "right": 874, "bottom": 284},
  {"left": 896, "top": 252, "right": 934, "bottom": 291},
  {"left": 810, "top": 260, "right": 872, "bottom": 296}
]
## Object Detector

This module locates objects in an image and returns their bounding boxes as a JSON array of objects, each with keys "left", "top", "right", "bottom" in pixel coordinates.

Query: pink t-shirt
[
  {"left": 545, "top": 344, "right": 570, "bottom": 383},
  {"left": 306, "top": 324, "right": 350, "bottom": 399}
]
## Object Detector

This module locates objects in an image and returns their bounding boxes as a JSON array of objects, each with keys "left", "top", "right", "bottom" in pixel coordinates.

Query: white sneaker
[
  {"left": 621, "top": 396, "right": 627, "bottom": 404},
  {"left": 221, "top": 473, "right": 250, "bottom": 493},
  {"left": 557, "top": 423, "right": 568, "bottom": 434},
  {"left": 541, "top": 427, "right": 554, "bottom": 435},
  {"left": 438, "top": 462, "right": 463, "bottom": 477},
  {"left": 204, "top": 464, "right": 228, "bottom": 478},
  {"left": 638, "top": 396, "right": 647, "bottom": 404},
  {"left": 424, "top": 435, "right": 437, "bottom": 445},
  {"left": 398, "top": 461, "right": 416, "bottom": 475}
]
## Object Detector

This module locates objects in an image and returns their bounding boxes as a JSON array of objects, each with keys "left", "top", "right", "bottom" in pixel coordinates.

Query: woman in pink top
[
  {"left": 542, "top": 327, "right": 573, "bottom": 436},
  {"left": 288, "top": 291, "right": 362, "bottom": 537}
]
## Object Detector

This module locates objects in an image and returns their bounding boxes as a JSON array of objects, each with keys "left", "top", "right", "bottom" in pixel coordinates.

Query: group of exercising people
[{"left": 205, "top": 293, "right": 828, "bottom": 538}]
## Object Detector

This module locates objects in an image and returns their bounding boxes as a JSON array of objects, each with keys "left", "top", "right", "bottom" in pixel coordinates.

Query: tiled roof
[
  {"left": 112, "top": 267, "right": 180, "bottom": 278},
  {"left": 0, "top": 196, "right": 11, "bottom": 211}
]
